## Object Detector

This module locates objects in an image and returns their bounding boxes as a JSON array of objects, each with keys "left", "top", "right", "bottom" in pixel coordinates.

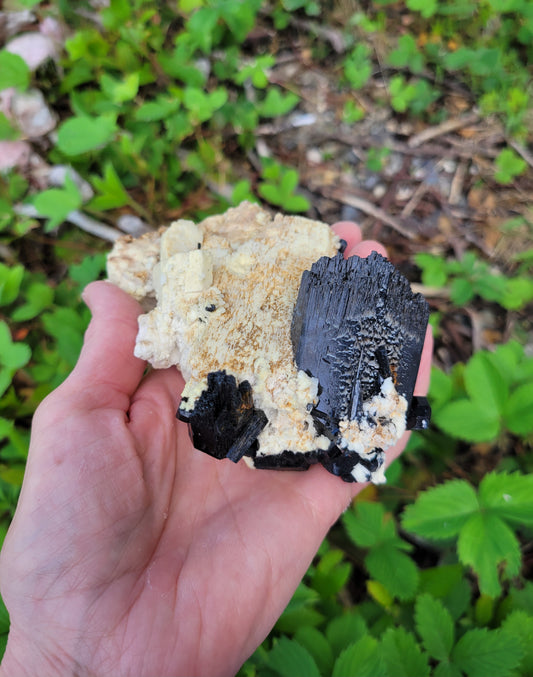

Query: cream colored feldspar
[{"left": 107, "top": 202, "right": 341, "bottom": 456}]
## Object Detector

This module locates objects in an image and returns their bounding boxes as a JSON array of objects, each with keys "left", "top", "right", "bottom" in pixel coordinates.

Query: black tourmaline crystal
[
  {"left": 177, "top": 251, "right": 431, "bottom": 482},
  {"left": 291, "top": 251, "right": 430, "bottom": 431}
]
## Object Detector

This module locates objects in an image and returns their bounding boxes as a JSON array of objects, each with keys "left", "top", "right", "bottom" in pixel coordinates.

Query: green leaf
[
  {"left": 326, "top": 612, "right": 367, "bottom": 656},
  {"left": 0, "top": 51, "right": 30, "bottom": 90},
  {"left": 258, "top": 88, "right": 299, "bottom": 117},
  {"left": 332, "top": 635, "right": 383, "bottom": 677},
  {"left": 503, "top": 383, "right": 533, "bottom": 436},
  {"left": 434, "top": 399, "right": 501, "bottom": 442},
  {"left": 402, "top": 480, "right": 478, "bottom": 540},
  {"left": 464, "top": 352, "right": 508, "bottom": 415},
  {"left": 100, "top": 71, "right": 139, "bottom": 104},
  {"left": 11, "top": 282, "right": 54, "bottom": 321},
  {"left": 500, "top": 610, "right": 533, "bottom": 677},
  {"left": 69, "top": 254, "right": 107, "bottom": 288},
  {"left": 381, "top": 627, "right": 430, "bottom": 677},
  {"left": 406, "top": 0, "right": 438, "bottom": 17},
  {"left": 57, "top": 116, "right": 117, "bottom": 156},
  {"left": 452, "top": 628, "right": 523, "bottom": 677},
  {"left": 267, "top": 638, "right": 320, "bottom": 677},
  {"left": 415, "top": 594, "right": 454, "bottom": 661},
  {"left": 0, "top": 595, "right": 9, "bottom": 635},
  {"left": 0, "top": 322, "right": 31, "bottom": 371},
  {"left": 293, "top": 627, "right": 334, "bottom": 676},
  {"left": 450, "top": 277, "right": 474, "bottom": 305},
  {"left": 433, "top": 662, "right": 463, "bottom": 677},
  {"left": 0, "top": 264, "right": 24, "bottom": 306},
  {"left": 0, "top": 112, "right": 19, "bottom": 141},
  {"left": 33, "top": 182, "right": 83, "bottom": 230},
  {"left": 311, "top": 549, "right": 352, "bottom": 598},
  {"left": 365, "top": 544, "right": 419, "bottom": 601},
  {"left": 457, "top": 512, "right": 521, "bottom": 597},
  {"left": 478, "top": 472, "right": 533, "bottom": 526},
  {"left": 494, "top": 148, "right": 527, "bottom": 184},
  {"left": 343, "top": 501, "right": 396, "bottom": 548},
  {"left": 89, "top": 163, "right": 130, "bottom": 211}
]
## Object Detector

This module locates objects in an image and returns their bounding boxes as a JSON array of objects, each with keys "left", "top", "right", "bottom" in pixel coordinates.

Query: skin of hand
[{"left": 0, "top": 223, "right": 432, "bottom": 677}]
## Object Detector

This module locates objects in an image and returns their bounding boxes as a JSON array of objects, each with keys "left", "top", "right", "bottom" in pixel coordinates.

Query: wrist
[{"left": 0, "top": 628, "right": 79, "bottom": 677}]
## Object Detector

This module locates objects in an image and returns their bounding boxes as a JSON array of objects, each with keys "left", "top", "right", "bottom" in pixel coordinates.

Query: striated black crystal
[
  {"left": 291, "top": 251, "right": 429, "bottom": 429},
  {"left": 177, "top": 371, "right": 267, "bottom": 463}
]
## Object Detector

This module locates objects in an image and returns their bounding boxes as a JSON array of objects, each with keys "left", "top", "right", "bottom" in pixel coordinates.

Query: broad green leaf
[
  {"left": 69, "top": 254, "right": 107, "bottom": 288},
  {"left": 275, "top": 583, "right": 323, "bottom": 634},
  {"left": 402, "top": 479, "right": 478, "bottom": 540},
  {"left": 0, "top": 596, "right": 9, "bottom": 634},
  {"left": 367, "top": 579, "right": 395, "bottom": 608},
  {"left": 464, "top": 352, "right": 508, "bottom": 415},
  {"left": 332, "top": 635, "right": 383, "bottom": 677},
  {"left": 57, "top": 116, "right": 117, "bottom": 156},
  {"left": 11, "top": 282, "right": 54, "bottom": 321},
  {"left": 311, "top": 548, "right": 352, "bottom": 598},
  {"left": 457, "top": 512, "right": 521, "bottom": 597},
  {"left": 428, "top": 366, "right": 453, "bottom": 412},
  {"left": 0, "top": 51, "right": 30, "bottom": 90},
  {"left": 257, "top": 88, "right": 299, "bottom": 117},
  {"left": 450, "top": 277, "right": 474, "bottom": 305},
  {"left": 282, "top": 194, "right": 310, "bottom": 213},
  {"left": 134, "top": 98, "right": 180, "bottom": 122},
  {"left": 0, "top": 264, "right": 24, "bottom": 306},
  {"left": 407, "top": 0, "right": 438, "bottom": 17},
  {"left": 500, "top": 610, "right": 533, "bottom": 677},
  {"left": 365, "top": 543, "right": 419, "bottom": 600},
  {"left": 415, "top": 594, "right": 454, "bottom": 661},
  {"left": 343, "top": 501, "right": 396, "bottom": 548},
  {"left": 381, "top": 627, "right": 430, "bottom": 677},
  {"left": 503, "top": 383, "right": 533, "bottom": 436},
  {"left": 0, "top": 322, "right": 31, "bottom": 370},
  {"left": 89, "top": 163, "right": 130, "bottom": 211},
  {"left": 434, "top": 399, "right": 500, "bottom": 442},
  {"left": 434, "top": 662, "right": 462, "bottom": 677},
  {"left": 478, "top": 472, "right": 533, "bottom": 525},
  {"left": 452, "top": 628, "right": 523, "bottom": 677},
  {"left": 267, "top": 638, "right": 320, "bottom": 677},
  {"left": 0, "top": 112, "right": 19, "bottom": 141},
  {"left": 100, "top": 71, "right": 139, "bottom": 104},
  {"left": 293, "top": 627, "right": 334, "bottom": 676},
  {"left": 419, "top": 564, "right": 464, "bottom": 598},
  {"left": 326, "top": 612, "right": 367, "bottom": 656},
  {"left": 33, "top": 185, "right": 82, "bottom": 230}
]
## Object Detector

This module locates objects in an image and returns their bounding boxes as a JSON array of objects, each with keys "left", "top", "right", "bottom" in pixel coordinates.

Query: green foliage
[
  {"left": 430, "top": 342, "right": 533, "bottom": 442},
  {"left": 494, "top": 148, "right": 528, "bottom": 184},
  {"left": 343, "top": 501, "right": 419, "bottom": 601},
  {"left": 258, "top": 161, "right": 310, "bottom": 213},
  {"left": 0, "top": 51, "right": 30, "bottom": 91},
  {"left": 415, "top": 251, "right": 533, "bottom": 310},
  {"left": 32, "top": 175, "right": 83, "bottom": 231},
  {"left": 403, "top": 472, "right": 533, "bottom": 597}
]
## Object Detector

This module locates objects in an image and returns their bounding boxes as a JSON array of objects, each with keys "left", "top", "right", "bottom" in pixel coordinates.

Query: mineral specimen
[{"left": 107, "top": 202, "right": 430, "bottom": 483}]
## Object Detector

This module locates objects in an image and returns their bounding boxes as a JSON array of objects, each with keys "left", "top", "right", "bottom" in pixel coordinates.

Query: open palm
[{"left": 0, "top": 224, "right": 432, "bottom": 677}]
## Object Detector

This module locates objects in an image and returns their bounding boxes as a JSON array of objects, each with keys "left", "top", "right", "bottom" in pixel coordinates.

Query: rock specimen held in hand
[{"left": 107, "top": 202, "right": 430, "bottom": 483}]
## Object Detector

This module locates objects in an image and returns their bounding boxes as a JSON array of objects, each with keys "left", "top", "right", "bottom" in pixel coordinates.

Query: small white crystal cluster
[{"left": 338, "top": 377, "right": 407, "bottom": 483}]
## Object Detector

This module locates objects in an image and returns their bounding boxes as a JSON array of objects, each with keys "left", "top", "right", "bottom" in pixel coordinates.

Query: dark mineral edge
[{"left": 177, "top": 251, "right": 430, "bottom": 482}]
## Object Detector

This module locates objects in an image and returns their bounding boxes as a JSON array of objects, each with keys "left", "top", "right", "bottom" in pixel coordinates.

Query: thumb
[{"left": 60, "top": 281, "right": 147, "bottom": 410}]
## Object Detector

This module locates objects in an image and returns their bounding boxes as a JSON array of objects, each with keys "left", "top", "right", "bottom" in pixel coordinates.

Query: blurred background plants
[{"left": 1, "top": 0, "right": 532, "bottom": 673}]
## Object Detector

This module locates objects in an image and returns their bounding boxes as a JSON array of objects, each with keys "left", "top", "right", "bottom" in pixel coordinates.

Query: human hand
[{"left": 0, "top": 223, "right": 432, "bottom": 677}]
